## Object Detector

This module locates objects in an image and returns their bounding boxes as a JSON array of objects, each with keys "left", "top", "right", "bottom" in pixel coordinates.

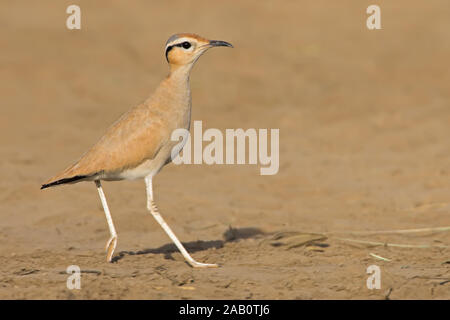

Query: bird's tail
[
  {"left": 41, "top": 160, "right": 94, "bottom": 189},
  {"left": 41, "top": 175, "right": 89, "bottom": 189}
]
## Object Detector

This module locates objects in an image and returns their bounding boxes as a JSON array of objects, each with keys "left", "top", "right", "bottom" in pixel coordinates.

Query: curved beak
[{"left": 209, "top": 40, "right": 233, "bottom": 48}]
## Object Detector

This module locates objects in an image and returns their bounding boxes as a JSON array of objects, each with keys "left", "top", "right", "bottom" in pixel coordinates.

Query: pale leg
[
  {"left": 145, "top": 175, "right": 218, "bottom": 268},
  {"left": 95, "top": 180, "right": 118, "bottom": 262}
]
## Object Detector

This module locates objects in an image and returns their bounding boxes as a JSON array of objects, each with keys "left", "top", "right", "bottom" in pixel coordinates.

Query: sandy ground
[{"left": 0, "top": 1, "right": 449, "bottom": 299}]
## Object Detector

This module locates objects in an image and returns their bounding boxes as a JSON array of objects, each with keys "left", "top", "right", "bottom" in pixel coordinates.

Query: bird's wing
[{"left": 43, "top": 103, "right": 170, "bottom": 186}]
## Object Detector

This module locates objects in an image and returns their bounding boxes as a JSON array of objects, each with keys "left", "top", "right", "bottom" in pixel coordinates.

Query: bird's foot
[
  {"left": 147, "top": 198, "right": 219, "bottom": 269},
  {"left": 105, "top": 235, "right": 117, "bottom": 263},
  {"left": 188, "top": 260, "right": 219, "bottom": 268}
]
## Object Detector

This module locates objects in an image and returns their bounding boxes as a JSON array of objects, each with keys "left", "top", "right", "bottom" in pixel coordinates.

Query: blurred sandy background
[{"left": 0, "top": 0, "right": 449, "bottom": 299}]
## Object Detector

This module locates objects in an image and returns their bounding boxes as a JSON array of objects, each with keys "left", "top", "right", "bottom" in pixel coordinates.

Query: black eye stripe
[
  {"left": 165, "top": 45, "right": 174, "bottom": 62},
  {"left": 174, "top": 42, "right": 191, "bottom": 49},
  {"left": 165, "top": 42, "right": 192, "bottom": 62}
]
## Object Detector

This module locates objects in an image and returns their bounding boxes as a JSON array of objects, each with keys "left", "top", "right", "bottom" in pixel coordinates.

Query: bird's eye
[{"left": 182, "top": 42, "right": 191, "bottom": 49}]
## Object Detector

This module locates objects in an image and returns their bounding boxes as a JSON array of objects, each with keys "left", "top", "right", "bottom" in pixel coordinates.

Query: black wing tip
[{"left": 40, "top": 175, "right": 88, "bottom": 190}]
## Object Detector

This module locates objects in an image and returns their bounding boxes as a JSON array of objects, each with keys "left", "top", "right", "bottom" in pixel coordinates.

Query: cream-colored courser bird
[{"left": 41, "top": 33, "right": 233, "bottom": 268}]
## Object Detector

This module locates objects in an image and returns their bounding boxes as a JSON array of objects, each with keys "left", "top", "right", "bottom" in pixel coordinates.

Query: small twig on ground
[{"left": 369, "top": 253, "right": 391, "bottom": 261}]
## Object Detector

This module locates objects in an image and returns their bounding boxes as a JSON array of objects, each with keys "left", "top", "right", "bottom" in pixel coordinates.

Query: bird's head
[{"left": 165, "top": 33, "right": 233, "bottom": 70}]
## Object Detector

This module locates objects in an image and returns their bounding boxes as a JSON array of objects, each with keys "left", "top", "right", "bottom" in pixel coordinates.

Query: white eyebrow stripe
[{"left": 165, "top": 37, "right": 193, "bottom": 49}]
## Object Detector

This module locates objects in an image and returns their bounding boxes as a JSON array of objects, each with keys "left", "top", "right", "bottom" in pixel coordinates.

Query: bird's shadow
[{"left": 111, "top": 226, "right": 265, "bottom": 263}]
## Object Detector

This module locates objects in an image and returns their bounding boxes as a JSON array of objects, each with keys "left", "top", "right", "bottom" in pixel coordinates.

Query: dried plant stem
[
  {"left": 326, "top": 226, "right": 450, "bottom": 236},
  {"left": 334, "top": 237, "right": 448, "bottom": 249}
]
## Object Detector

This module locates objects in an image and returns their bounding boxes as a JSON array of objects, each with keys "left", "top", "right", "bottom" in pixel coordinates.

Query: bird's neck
[
  {"left": 148, "top": 64, "right": 192, "bottom": 126},
  {"left": 168, "top": 63, "right": 193, "bottom": 83},
  {"left": 165, "top": 64, "right": 193, "bottom": 101}
]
